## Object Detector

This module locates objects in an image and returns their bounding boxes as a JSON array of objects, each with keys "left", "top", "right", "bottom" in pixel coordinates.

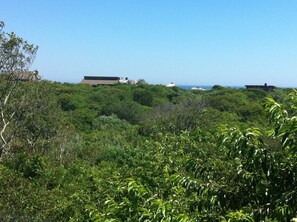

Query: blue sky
[{"left": 1, "top": 0, "right": 297, "bottom": 86}]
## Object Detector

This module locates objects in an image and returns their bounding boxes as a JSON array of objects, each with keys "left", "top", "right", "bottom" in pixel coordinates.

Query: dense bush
[{"left": 1, "top": 76, "right": 297, "bottom": 221}]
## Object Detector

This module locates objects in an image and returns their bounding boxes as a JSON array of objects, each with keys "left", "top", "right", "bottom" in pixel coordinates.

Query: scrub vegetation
[{"left": 1, "top": 21, "right": 297, "bottom": 222}]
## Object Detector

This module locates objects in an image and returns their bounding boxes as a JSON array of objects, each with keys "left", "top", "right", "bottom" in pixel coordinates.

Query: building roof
[
  {"left": 83, "top": 76, "right": 120, "bottom": 81},
  {"left": 245, "top": 83, "right": 276, "bottom": 91},
  {"left": 1, "top": 71, "right": 40, "bottom": 81}
]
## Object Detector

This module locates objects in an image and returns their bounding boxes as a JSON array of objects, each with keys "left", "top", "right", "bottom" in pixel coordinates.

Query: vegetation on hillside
[{"left": 1, "top": 20, "right": 297, "bottom": 221}]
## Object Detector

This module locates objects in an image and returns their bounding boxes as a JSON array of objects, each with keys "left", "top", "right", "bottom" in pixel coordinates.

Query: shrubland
[{"left": 1, "top": 21, "right": 297, "bottom": 221}]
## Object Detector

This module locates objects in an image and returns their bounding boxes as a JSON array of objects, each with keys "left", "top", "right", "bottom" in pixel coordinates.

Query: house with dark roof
[
  {"left": 1, "top": 70, "right": 40, "bottom": 81},
  {"left": 245, "top": 83, "right": 276, "bottom": 92},
  {"left": 80, "top": 76, "right": 120, "bottom": 86}
]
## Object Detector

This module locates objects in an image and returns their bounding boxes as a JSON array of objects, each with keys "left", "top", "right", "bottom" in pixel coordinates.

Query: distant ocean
[{"left": 177, "top": 85, "right": 244, "bottom": 90}]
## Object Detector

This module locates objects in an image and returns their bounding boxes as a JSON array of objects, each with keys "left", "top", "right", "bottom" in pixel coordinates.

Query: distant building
[
  {"left": 191, "top": 87, "right": 206, "bottom": 91},
  {"left": 129, "top": 79, "right": 139, "bottom": 85},
  {"left": 119, "top": 77, "right": 129, "bottom": 84},
  {"left": 1, "top": 70, "right": 40, "bottom": 81},
  {"left": 166, "top": 82, "right": 175, "bottom": 87},
  {"left": 245, "top": 83, "right": 276, "bottom": 92},
  {"left": 81, "top": 76, "right": 120, "bottom": 86}
]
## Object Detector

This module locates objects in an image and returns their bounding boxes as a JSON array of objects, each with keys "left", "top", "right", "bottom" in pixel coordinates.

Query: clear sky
[{"left": 1, "top": 0, "right": 297, "bottom": 87}]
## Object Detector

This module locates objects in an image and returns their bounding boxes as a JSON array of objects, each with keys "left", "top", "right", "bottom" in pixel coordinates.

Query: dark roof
[
  {"left": 245, "top": 83, "right": 276, "bottom": 91},
  {"left": 84, "top": 76, "right": 120, "bottom": 81}
]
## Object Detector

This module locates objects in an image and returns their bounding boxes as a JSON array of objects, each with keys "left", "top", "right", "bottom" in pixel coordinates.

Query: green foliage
[
  {"left": 140, "top": 96, "right": 206, "bottom": 135},
  {"left": 15, "top": 81, "right": 63, "bottom": 152},
  {"left": 58, "top": 94, "right": 82, "bottom": 111},
  {"left": 132, "top": 87, "right": 154, "bottom": 106},
  {"left": 0, "top": 21, "right": 38, "bottom": 72},
  {"left": 136, "top": 79, "right": 148, "bottom": 85},
  {"left": 220, "top": 210, "right": 254, "bottom": 222},
  {"left": 1, "top": 26, "right": 297, "bottom": 221},
  {"left": 212, "top": 85, "right": 225, "bottom": 90},
  {"left": 1, "top": 80, "right": 296, "bottom": 221},
  {"left": 13, "top": 154, "right": 45, "bottom": 179},
  {"left": 0, "top": 21, "right": 39, "bottom": 157}
]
